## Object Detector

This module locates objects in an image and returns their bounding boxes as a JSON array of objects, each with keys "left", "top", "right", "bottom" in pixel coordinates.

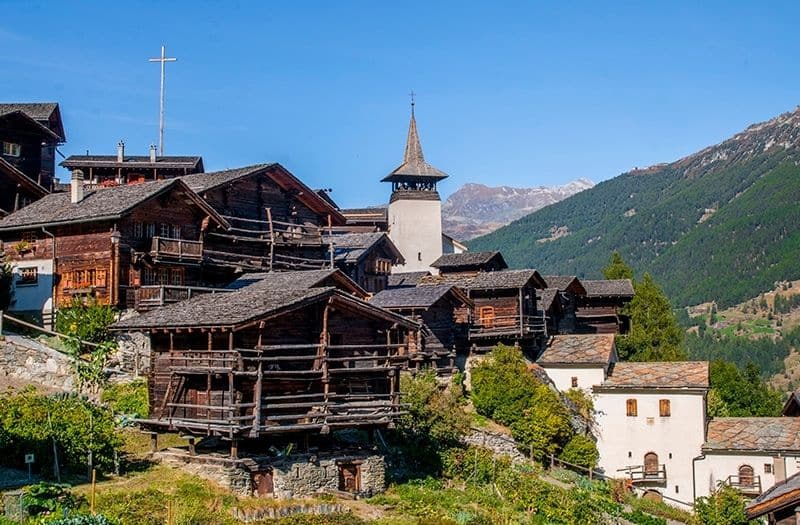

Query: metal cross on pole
[{"left": 149, "top": 45, "right": 177, "bottom": 156}]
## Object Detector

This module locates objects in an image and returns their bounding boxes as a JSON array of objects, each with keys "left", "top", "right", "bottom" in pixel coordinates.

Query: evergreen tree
[
  {"left": 617, "top": 272, "right": 686, "bottom": 361},
  {"left": 602, "top": 251, "right": 634, "bottom": 280}
]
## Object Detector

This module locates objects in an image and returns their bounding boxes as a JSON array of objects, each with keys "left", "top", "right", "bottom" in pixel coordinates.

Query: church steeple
[{"left": 382, "top": 100, "right": 448, "bottom": 189}]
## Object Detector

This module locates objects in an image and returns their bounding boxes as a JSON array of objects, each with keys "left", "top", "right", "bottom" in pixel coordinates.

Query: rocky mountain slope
[
  {"left": 469, "top": 106, "right": 800, "bottom": 307},
  {"left": 442, "top": 179, "right": 593, "bottom": 240}
]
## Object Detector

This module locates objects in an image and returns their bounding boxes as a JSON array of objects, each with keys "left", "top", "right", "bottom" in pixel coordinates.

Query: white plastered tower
[{"left": 384, "top": 103, "right": 448, "bottom": 272}]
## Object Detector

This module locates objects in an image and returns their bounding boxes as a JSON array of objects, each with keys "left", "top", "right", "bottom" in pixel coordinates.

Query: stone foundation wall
[
  {"left": 464, "top": 428, "right": 527, "bottom": 464},
  {"left": 113, "top": 329, "right": 151, "bottom": 376},
  {"left": 156, "top": 448, "right": 386, "bottom": 499},
  {"left": 0, "top": 334, "right": 75, "bottom": 392}
]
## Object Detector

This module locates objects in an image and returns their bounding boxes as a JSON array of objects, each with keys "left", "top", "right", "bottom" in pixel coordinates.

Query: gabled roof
[
  {"left": 420, "top": 268, "right": 546, "bottom": 291},
  {"left": 0, "top": 158, "right": 49, "bottom": 198},
  {"left": 111, "top": 284, "right": 417, "bottom": 331},
  {"left": 181, "top": 163, "right": 346, "bottom": 225},
  {"left": 581, "top": 279, "right": 634, "bottom": 298},
  {"left": 381, "top": 107, "right": 448, "bottom": 183},
  {"left": 387, "top": 271, "right": 430, "bottom": 288},
  {"left": 747, "top": 471, "right": 800, "bottom": 519},
  {"left": 782, "top": 389, "right": 800, "bottom": 416},
  {"left": 0, "top": 109, "right": 62, "bottom": 142},
  {"left": 62, "top": 155, "right": 203, "bottom": 171},
  {"left": 370, "top": 284, "right": 471, "bottom": 310},
  {"left": 431, "top": 251, "right": 507, "bottom": 272},
  {"left": 0, "top": 179, "right": 227, "bottom": 231},
  {"left": 542, "top": 275, "right": 587, "bottom": 296},
  {"left": 539, "top": 289, "right": 560, "bottom": 311},
  {"left": 224, "top": 269, "right": 367, "bottom": 298},
  {"left": 596, "top": 361, "right": 709, "bottom": 390},
  {"left": 705, "top": 418, "right": 800, "bottom": 452},
  {"left": 0, "top": 103, "right": 64, "bottom": 140},
  {"left": 327, "top": 232, "right": 404, "bottom": 265},
  {"left": 537, "top": 334, "right": 616, "bottom": 366}
]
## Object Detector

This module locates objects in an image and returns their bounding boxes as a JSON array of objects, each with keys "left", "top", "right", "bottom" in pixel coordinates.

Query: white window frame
[{"left": 3, "top": 142, "right": 21, "bottom": 157}]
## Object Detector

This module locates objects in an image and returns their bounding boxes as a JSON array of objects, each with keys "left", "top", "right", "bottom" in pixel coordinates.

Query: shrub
[
  {"left": 694, "top": 485, "right": 749, "bottom": 525},
  {"left": 470, "top": 345, "right": 538, "bottom": 426},
  {"left": 101, "top": 379, "right": 149, "bottom": 418},
  {"left": 441, "top": 445, "right": 511, "bottom": 485},
  {"left": 509, "top": 383, "right": 574, "bottom": 460},
  {"left": 21, "top": 482, "right": 81, "bottom": 516},
  {"left": 559, "top": 434, "right": 599, "bottom": 469},
  {"left": 56, "top": 297, "right": 117, "bottom": 344}
]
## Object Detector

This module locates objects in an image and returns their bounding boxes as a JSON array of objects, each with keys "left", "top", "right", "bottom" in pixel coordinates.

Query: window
[
  {"left": 21, "top": 231, "right": 37, "bottom": 244},
  {"left": 571, "top": 377, "right": 578, "bottom": 388},
  {"left": 764, "top": 463, "right": 772, "bottom": 474},
  {"left": 738, "top": 465, "right": 754, "bottom": 487},
  {"left": 171, "top": 224, "right": 181, "bottom": 239},
  {"left": 3, "top": 142, "right": 20, "bottom": 157},
  {"left": 17, "top": 267, "right": 38, "bottom": 286},
  {"left": 170, "top": 268, "right": 184, "bottom": 286},
  {"left": 133, "top": 222, "right": 144, "bottom": 239},
  {"left": 659, "top": 399, "right": 671, "bottom": 417},
  {"left": 146, "top": 223, "right": 156, "bottom": 238},
  {"left": 626, "top": 398, "right": 638, "bottom": 417},
  {"left": 417, "top": 252, "right": 422, "bottom": 261},
  {"left": 142, "top": 268, "right": 157, "bottom": 285},
  {"left": 160, "top": 223, "right": 171, "bottom": 238}
]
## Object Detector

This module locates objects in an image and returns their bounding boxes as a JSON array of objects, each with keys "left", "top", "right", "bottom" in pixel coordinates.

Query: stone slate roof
[
  {"left": 421, "top": 269, "right": 545, "bottom": 291},
  {"left": 581, "top": 279, "right": 634, "bottom": 298},
  {"left": 387, "top": 271, "right": 430, "bottom": 288},
  {"left": 112, "top": 283, "right": 416, "bottom": 330},
  {"left": 62, "top": 155, "right": 203, "bottom": 170},
  {"left": 382, "top": 110, "right": 448, "bottom": 182},
  {"left": 542, "top": 275, "right": 587, "bottom": 295},
  {"left": 0, "top": 179, "right": 224, "bottom": 231},
  {"left": 327, "top": 232, "right": 402, "bottom": 264},
  {"left": 539, "top": 289, "right": 559, "bottom": 311},
  {"left": 537, "top": 334, "right": 616, "bottom": 365},
  {"left": 181, "top": 163, "right": 276, "bottom": 192},
  {"left": 431, "top": 251, "right": 507, "bottom": 271},
  {"left": 370, "top": 284, "right": 469, "bottom": 309},
  {"left": 0, "top": 103, "right": 64, "bottom": 139},
  {"left": 341, "top": 207, "right": 387, "bottom": 218},
  {"left": 746, "top": 471, "right": 800, "bottom": 519},
  {"left": 599, "top": 361, "right": 709, "bottom": 389},
  {"left": 224, "top": 269, "right": 366, "bottom": 297},
  {"left": 705, "top": 418, "right": 800, "bottom": 452}
]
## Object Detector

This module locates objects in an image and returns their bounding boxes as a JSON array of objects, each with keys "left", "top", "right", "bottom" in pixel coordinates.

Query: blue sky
[{"left": 3, "top": 1, "right": 799, "bottom": 207}]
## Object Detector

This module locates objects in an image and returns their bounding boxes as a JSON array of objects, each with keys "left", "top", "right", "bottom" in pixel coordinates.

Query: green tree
[
  {"left": 694, "top": 485, "right": 750, "bottom": 525},
  {"left": 470, "top": 345, "right": 539, "bottom": 426},
  {"left": 559, "top": 434, "right": 599, "bottom": 469},
  {"left": 603, "top": 251, "right": 634, "bottom": 280},
  {"left": 617, "top": 273, "right": 686, "bottom": 361},
  {"left": 710, "top": 361, "right": 782, "bottom": 417},
  {"left": 510, "top": 383, "right": 574, "bottom": 460}
]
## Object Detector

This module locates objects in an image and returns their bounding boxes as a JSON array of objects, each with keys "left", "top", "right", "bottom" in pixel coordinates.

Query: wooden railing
[
  {"left": 618, "top": 464, "right": 668, "bottom": 484},
  {"left": 150, "top": 236, "right": 203, "bottom": 260},
  {"left": 135, "top": 285, "right": 230, "bottom": 309},
  {"left": 468, "top": 314, "right": 547, "bottom": 338},
  {"left": 724, "top": 474, "right": 762, "bottom": 495}
]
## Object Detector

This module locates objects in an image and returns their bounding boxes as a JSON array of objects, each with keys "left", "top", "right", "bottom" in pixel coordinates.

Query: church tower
[{"left": 383, "top": 101, "right": 448, "bottom": 272}]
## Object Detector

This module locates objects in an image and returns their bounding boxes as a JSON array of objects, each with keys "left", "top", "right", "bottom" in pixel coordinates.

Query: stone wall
[
  {"left": 464, "top": 427, "right": 527, "bottom": 464},
  {"left": 156, "top": 448, "right": 386, "bottom": 499},
  {"left": 113, "top": 329, "right": 150, "bottom": 376},
  {"left": 0, "top": 334, "right": 75, "bottom": 392}
]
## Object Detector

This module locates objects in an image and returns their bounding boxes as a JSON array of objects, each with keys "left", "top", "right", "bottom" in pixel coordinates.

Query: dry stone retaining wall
[{"left": 0, "top": 334, "right": 75, "bottom": 392}]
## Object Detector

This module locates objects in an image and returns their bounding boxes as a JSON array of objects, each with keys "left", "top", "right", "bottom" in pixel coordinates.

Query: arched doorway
[
  {"left": 644, "top": 452, "right": 659, "bottom": 477},
  {"left": 738, "top": 464, "right": 754, "bottom": 487}
]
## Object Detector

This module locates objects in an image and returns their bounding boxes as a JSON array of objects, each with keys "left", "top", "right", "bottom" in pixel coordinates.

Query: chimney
[
  {"left": 70, "top": 169, "right": 85, "bottom": 204},
  {"left": 117, "top": 140, "right": 125, "bottom": 162},
  {"left": 149, "top": 144, "right": 157, "bottom": 163}
]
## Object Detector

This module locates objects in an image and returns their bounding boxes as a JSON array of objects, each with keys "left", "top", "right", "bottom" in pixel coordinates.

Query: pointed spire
[
  {"left": 403, "top": 100, "right": 425, "bottom": 164},
  {"left": 381, "top": 97, "right": 448, "bottom": 183}
]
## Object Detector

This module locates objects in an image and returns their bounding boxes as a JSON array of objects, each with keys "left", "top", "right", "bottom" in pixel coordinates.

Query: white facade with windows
[{"left": 9, "top": 258, "right": 53, "bottom": 316}]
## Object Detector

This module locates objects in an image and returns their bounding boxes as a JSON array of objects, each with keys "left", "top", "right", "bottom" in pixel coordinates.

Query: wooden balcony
[
  {"left": 150, "top": 236, "right": 203, "bottom": 261},
  {"left": 619, "top": 464, "right": 667, "bottom": 484},
  {"left": 469, "top": 314, "right": 547, "bottom": 339},
  {"left": 724, "top": 475, "right": 762, "bottom": 496},
  {"left": 134, "top": 285, "right": 231, "bottom": 310}
]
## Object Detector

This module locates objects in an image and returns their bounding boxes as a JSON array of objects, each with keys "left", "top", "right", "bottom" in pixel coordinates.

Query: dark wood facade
[
  {"left": 575, "top": 279, "right": 634, "bottom": 334},
  {"left": 111, "top": 287, "right": 420, "bottom": 441},
  {"left": 329, "top": 233, "right": 404, "bottom": 293},
  {"left": 0, "top": 103, "right": 64, "bottom": 192}
]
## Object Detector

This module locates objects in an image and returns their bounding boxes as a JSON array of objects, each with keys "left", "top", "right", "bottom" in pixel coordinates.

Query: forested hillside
[{"left": 469, "top": 108, "right": 800, "bottom": 307}]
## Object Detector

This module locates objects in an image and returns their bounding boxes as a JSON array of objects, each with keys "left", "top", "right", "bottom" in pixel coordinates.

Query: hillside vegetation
[{"left": 470, "top": 108, "right": 800, "bottom": 307}]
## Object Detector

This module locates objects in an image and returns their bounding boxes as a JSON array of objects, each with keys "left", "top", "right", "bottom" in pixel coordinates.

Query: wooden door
[
  {"left": 338, "top": 463, "right": 360, "bottom": 493},
  {"left": 644, "top": 453, "right": 659, "bottom": 476},
  {"left": 252, "top": 470, "right": 274, "bottom": 497},
  {"left": 738, "top": 465, "right": 754, "bottom": 487}
]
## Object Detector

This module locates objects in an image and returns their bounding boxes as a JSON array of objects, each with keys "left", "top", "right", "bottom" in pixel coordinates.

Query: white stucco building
[
  {"left": 592, "top": 361, "right": 710, "bottom": 508},
  {"left": 6, "top": 254, "right": 54, "bottom": 323},
  {"left": 383, "top": 104, "right": 448, "bottom": 273},
  {"left": 536, "top": 333, "right": 617, "bottom": 393}
]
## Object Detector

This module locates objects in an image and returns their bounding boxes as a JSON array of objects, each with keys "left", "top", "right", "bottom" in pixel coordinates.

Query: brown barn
[
  {"left": 541, "top": 275, "right": 587, "bottom": 334},
  {"left": 0, "top": 175, "right": 228, "bottom": 320},
  {"left": 575, "top": 279, "right": 634, "bottom": 334},
  {"left": 370, "top": 284, "right": 472, "bottom": 372},
  {"left": 328, "top": 232, "right": 404, "bottom": 293},
  {"left": 0, "top": 103, "right": 65, "bottom": 191},
  {"left": 181, "top": 164, "right": 345, "bottom": 272},
  {"left": 431, "top": 251, "right": 507, "bottom": 276},
  {"left": 111, "top": 280, "right": 420, "bottom": 448},
  {"left": 421, "top": 269, "right": 547, "bottom": 351}
]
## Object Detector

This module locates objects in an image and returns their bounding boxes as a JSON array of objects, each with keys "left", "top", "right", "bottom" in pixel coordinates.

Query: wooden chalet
[
  {"left": 575, "top": 279, "right": 634, "bottom": 334},
  {"left": 387, "top": 271, "right": 431, "bottom": 289},
  {"left": 0, "top": 102, "right": 65, "bottom": 192},
  {"left": 60, "top": 141, "right": 203, "bottom": 187},
  {"left": 0, "top": 158, "right": 49, "bottom": 216},
  {"left": 746, "top": 471, "right": 800, "bottom": 524},
  {"left": 370, "top": 284, "right": 472, "bottom": 372},
  {"left": 328, "top": 232, "right": 404, "bottom": 293},
  {"left": 421, "top": 269, "right": 547, "bottom": 351},
  {"left": 110, "top": 281, "right": 420, "bottom": 446},
  {"left": 336, "top": 207, "right": 388, "bottom": 233},
  {"left": 181, "top": 164, "right": 346, "bottom": 272},
  {"left": 431, "top": 251, "right": 507, "bottom": 276},
  {"left": 224, "top": 268, "right": 368, "bottom": 299},
  {"left": 0, "top": 174, "right": 229, "bottom": 317},
  {"left": 783, "top": 390, "right": 800, "bottom": 417},
  {"left": 541, "top": 275, "right": 587, "bottom": 334}
]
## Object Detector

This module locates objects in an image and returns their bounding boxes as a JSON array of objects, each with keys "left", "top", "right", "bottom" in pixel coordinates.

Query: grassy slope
[{"left": 469, "top": 150, "right": 800, "bottom": 307}]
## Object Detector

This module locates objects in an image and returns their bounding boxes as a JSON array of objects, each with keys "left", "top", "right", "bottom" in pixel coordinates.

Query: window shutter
[
  {"left": 626, "top": 399, "right": 638, "bottom": 417},
  {"left": 659, "top": 399, "right": 671, "bottom": 417}
]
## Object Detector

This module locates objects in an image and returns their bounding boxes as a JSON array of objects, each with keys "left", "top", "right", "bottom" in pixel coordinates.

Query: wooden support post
[
  {"left": 518, "top": 287, "right": 524, "bottom": 338},
  {"left": 266, "top": 207, "right": 275, "bottom": 271},
  {"left": 327, "top": 214, "right": 334, "bottom": 269},
  {"left": 150, "top": 432, "right": 158, "bottom": 453},
  {"left": 320, "top": 301, "right": 331, "bottom": 433},
  {"left": 188, "top": 437, "right": 196, "bottom": 456},
  {"left": 230, "top": 439, "right": 239, "bottom": 460}
]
